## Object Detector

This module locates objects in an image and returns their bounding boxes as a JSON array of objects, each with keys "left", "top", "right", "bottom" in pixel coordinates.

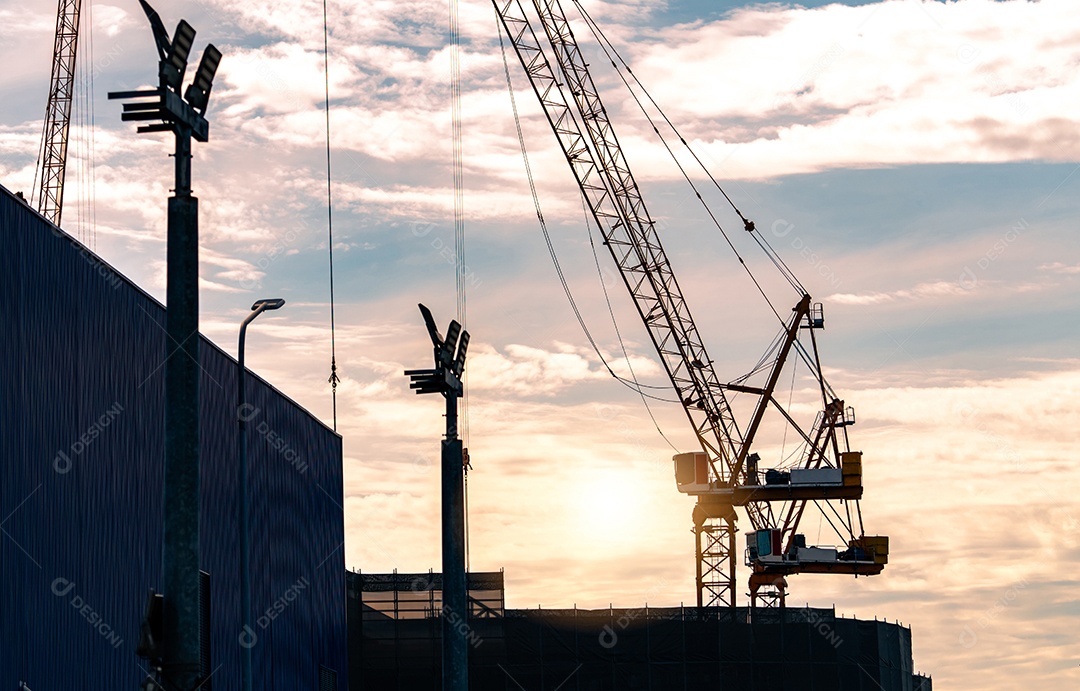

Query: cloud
[
  {"left": 828, "top": 280, "right": 971, "bottom": 305},
  {"left": 578, "top": 0, "right": 1080, "bottom": 178},
  {"left": 1039, "top": 261, "right": 1080, "bottom": 274},
  {"left": 467, "top": 342, "right": 609, "bottom": 395},
  {"left": 92, "top": 4, "right": 133, "bottom": 38}
]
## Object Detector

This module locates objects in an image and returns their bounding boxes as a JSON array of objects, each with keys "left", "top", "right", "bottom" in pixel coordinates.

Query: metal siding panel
[{"left": 1, "top": 185, "right": 346, "bottom": 689}]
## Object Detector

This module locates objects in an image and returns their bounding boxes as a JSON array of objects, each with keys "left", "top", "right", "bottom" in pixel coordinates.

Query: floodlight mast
[
  {"left": 109, "top": 3, "right": 221, "bottom": 691},
  {"left": 404, "top": 303, "right": 471, "bottom": 691}
]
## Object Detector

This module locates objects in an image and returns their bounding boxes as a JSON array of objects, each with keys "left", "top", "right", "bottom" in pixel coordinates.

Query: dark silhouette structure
[
  {"left": 347, "top": 571, "right": 932, "bottom": 691},
  {"left": 0, "top": 184, "right": 346, "bottom": 689}
]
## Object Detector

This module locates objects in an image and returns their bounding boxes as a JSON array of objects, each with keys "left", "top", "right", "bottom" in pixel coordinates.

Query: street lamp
[{"left": 237, "top": 297, "right": 284, "bottom": 691}]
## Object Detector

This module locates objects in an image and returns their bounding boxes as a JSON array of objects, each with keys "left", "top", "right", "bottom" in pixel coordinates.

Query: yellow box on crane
[
  {"left": 850, "top": 535, "right": 889, "bottom": 565},
  {"left": 841, "top": 451, "right": 862, "bottom": 487}
]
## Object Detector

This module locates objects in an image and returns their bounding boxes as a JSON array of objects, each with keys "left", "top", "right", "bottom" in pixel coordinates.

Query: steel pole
[
  {"left": 161, "top": 125, "right": 201, "bottom": 690},
  {"left": 442, "top": 387, "right": 468, "bottom": 691},
  {"left": 238, "top": 312, "right": 255, "bottom": 691}
]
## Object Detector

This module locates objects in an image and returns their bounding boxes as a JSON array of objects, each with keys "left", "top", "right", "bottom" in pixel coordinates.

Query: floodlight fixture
[
  {"left": 185, "top": 44, "right": 221, "bottom": 114},
  {"left": 115, "top": 1, "right": 220, "bottom": 140},
  {"left": 161, "top": 19, "right": 196, "bottom": 91},
  {"left": 453, "top": 331, "right": 470, "bottom": 376},
  {"left": 139, "top": 0, "right": 171, "bottom": 61},
  {"left": 418, "top": 303, "right": 443, "bottom": 348},
  {"left": 442, "top": 320, "right": 462, "bottom": 366}
]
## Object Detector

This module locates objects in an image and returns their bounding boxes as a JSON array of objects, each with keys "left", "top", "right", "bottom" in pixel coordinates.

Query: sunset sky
[{"left": 3, "top": 0, "right": 1079, "bottom": 687}]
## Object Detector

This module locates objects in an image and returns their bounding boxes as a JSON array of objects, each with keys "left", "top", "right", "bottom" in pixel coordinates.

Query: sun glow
[{"left": 564, "top": 465, "right": 655, "bottom": 551}]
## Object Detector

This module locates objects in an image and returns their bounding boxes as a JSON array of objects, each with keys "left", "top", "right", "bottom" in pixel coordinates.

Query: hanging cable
[
  {"left": 582, "top": 196, "right": 680, "bottom": 452},
  {"left": 87, "top": 0, "right": 97, "bottom": 251},
  {"left": 321, "top": 0, "right": 340, "bottom": 431},
  {"left": 74, "top": 22, "right": 85, "bottom": 244},
  {"left": 450, "top": 0, "right": 471, "bottom": 572},
  {"left": 572, "top": 0, "right": 807, "bottom": 302},
  {"left": 75, "top": 0, "right": 97, "bottom": 248},
  {"left": 778, "top": 353, "right": 798, "bottom": 462},
  {"left": 497, "top": 16, "right": 678, "bottom": 406}
]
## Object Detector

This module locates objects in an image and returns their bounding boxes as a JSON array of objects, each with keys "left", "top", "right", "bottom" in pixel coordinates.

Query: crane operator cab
[{"left": 673, "top": 451, "right": 713, "bottom": 493}]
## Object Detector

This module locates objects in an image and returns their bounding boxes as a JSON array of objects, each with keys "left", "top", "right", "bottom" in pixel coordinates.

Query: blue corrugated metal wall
[{"left": 0, "top": 184, "right": 347, "bottom": 689}]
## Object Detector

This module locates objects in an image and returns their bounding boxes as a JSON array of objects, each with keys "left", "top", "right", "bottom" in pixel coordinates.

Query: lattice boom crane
[{"left": 495, "top": 0, "right": 888, "bottom": 608}]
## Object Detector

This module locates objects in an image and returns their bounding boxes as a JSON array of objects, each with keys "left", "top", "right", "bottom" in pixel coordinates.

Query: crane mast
[
  {"left": 496, "top": 0, "right": 888, "bottom": 609},
  {"left": 36, "top": 0, "right": 82, "bottom": 228}
]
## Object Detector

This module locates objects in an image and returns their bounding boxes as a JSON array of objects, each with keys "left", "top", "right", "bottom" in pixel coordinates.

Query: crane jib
[{"left": 496, "top": 0, "right": 742, "bottom": 474}]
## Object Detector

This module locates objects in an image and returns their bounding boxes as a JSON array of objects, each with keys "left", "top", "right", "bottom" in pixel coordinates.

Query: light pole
[
  {"left": 405, "top": 304, "right": 471, "bottom": 691},
  {"left": 109, "top": 3, "right": 220, "bottom": 689},
  {"left": 237, "top": 297, "right": 285, "bottom": 691}
]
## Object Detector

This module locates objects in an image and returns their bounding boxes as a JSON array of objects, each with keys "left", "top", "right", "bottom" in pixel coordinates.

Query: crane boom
[
  {"left": 495, "top": 0, "right": 744, "bottom": 483},
  {"left": 36, "top": 0, "right": 82, "bottom": 227}
]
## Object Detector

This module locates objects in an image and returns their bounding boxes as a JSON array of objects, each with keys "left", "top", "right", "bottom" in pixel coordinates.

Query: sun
[{"left": 565, "top": 466, "right": 652, "bottom": 549}]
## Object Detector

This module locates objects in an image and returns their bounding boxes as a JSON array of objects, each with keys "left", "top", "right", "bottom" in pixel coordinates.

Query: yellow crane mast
[{"left": 35, "top": 0, "right": 82, "bottom": 227}]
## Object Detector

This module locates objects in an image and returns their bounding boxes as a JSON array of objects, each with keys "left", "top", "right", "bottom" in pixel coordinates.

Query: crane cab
[{"left": 673, "top": 452, "right": 711, "bottom": 493}]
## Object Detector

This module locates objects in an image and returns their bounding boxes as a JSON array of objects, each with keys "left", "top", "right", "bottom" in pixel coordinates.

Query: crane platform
[
  {"left": 696, "top": 484, "right": 863, "bottom": 504},
  {"left": 751, "top": 556, "right": 886, "bottom": 577},
  {"left": 747, "top": 531, "right": 888, "bottom": 576},
  {"left": 676, "top": 451, "right": 864, "bottom": 504}
]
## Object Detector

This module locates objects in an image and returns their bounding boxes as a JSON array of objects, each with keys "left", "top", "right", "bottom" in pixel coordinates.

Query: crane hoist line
[{"left": 494, "top": 0, "right": 889, "bottom": 609}]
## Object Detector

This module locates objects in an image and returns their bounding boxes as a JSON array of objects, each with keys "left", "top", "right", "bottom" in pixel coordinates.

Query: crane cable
[
  {"left": 497, "top": 15, "right": 678, "bottom": 406},
  {"left": 86, "top": 1, "right": 97, "bottom": 252},
  {"left": 322, "top": 0, "right": 340, "bottom": 431},
  {"left": 73, "top": 0, "right": 97, "bottom": 249},
  {"left": 581, "top": 3, "right": 846, "bottom": 418},
  {"left": 582, "top": 195, "right": 681, "bottom": 452},
  {"left": 571, "top": 2, "right": 860, "bottom": 545},
  {"left": 579, "top": 192, "right": 673, "bottom": 393},
  {"left": 572, "top": 0, "right": 808, "bottom": 303},
  {"left": 449, "top": 0, "right": 472, "bottom": 572}
]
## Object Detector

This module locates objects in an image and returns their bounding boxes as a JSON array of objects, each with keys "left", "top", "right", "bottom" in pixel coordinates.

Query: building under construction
[{"left": 347, "top": 571, "right": 931, "bottom": 690}]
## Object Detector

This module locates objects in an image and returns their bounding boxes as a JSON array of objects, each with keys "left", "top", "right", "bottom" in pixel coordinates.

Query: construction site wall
[
  {"left": 0, "top": 185, "right": 348, "bottom": 690},
  {"left": 348, "top": 572, "right": 931, "bottom": 691}
]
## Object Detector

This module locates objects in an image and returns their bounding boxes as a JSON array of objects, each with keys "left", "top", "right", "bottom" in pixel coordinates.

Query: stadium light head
[
  {"left": 418, "top": 303, "right": 443, "bottom": 349},
  {"left": 159, "top": 20, "right": 196, "bottom": 91},
  {"left": 138, "top": 0, "right": 171, "bottom": 61},
  {"left": 442, "top": 320, "right": 462, "bottom": 366},
  {"left": 453, "top": 331, "right": 470, "bottom": 376},
  {"left": 184, "top": 44, "right": 221, "bottom": 114}
]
